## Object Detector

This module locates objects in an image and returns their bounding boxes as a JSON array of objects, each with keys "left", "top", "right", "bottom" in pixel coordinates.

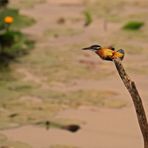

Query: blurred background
[{"left": 0, "top": 0, "right": 148, "bottom": 148}]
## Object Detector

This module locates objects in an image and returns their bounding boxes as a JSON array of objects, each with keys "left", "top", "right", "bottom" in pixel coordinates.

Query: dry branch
[{"left": 113, "top": 58, "right": 148, "bottom": 148}]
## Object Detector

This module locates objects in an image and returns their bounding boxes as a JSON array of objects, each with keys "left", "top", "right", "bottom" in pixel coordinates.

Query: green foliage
[
  {"left": 0, "top": 8, "right": 35, "bottom": 29},
  {"left": 0, "top": 7, "right": 35, "bottom": 68},
  {"left": 0, "top": 31, "right": 34, "bottom": 62},
  {"left": 0, "top": 31, "right": 15, "bottom": 48},
  {"left": 83, "top": 10, "right": 93, "bottom": 27},
  {"left": 0, "top": 30, "right": 34, "bottom": 57},
  {"left": 123, "top": 21, "right": 144, "bottom": 30}
]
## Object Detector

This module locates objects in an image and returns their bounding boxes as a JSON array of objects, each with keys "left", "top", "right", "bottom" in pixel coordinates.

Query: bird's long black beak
[{"left": 82, "top": 46, "right": 91, "bottom": 50}]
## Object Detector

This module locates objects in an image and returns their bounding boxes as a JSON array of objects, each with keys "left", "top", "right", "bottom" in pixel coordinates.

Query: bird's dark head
[{"left": 82, "top": 44, "right": 101, "bottom": 51}]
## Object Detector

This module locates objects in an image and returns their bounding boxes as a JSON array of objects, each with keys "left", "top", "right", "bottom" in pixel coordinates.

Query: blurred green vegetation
[
  {"left": 83, "top": 9, "right": 93, "bottom": 26},
  {"left": 0, "top": 7, "right": 35, "bottom": 68},
  {"left": 123, "top": 21, "right": 144, "bottom": 30},
  {"left": 0, "top": 8, "right": 35, "bottom": 29},
  {"left": 0, "top": 31, "right": 34, "bottom": 55}
]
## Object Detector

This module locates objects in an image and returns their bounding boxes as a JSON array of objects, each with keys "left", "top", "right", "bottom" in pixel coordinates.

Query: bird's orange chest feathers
[{"left": 96, "top": 49, "right": 103, "bottom": 57}]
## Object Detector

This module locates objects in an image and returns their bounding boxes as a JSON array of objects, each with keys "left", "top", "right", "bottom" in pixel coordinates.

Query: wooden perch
[{"left": 113, "top": 58, "right": 148, "bottom": 148}]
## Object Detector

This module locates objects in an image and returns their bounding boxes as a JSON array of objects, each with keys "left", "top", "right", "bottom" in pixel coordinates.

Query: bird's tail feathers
[{"left": 116, "top": 49, "right": 125, "bottom": 60}]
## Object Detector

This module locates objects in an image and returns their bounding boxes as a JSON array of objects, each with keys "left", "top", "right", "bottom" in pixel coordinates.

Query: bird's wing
[{"left": 103, "top": 49, "right": 114, "bottom": 56}]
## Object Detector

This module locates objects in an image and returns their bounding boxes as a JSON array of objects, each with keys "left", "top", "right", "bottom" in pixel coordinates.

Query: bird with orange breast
[{"left": 82, "top": 44, "right": 124, "bottom": 61}]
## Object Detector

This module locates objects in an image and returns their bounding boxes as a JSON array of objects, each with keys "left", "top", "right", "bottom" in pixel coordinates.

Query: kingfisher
[{"left": 82, "top": 44, "right": 124, "bottom": 61}]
